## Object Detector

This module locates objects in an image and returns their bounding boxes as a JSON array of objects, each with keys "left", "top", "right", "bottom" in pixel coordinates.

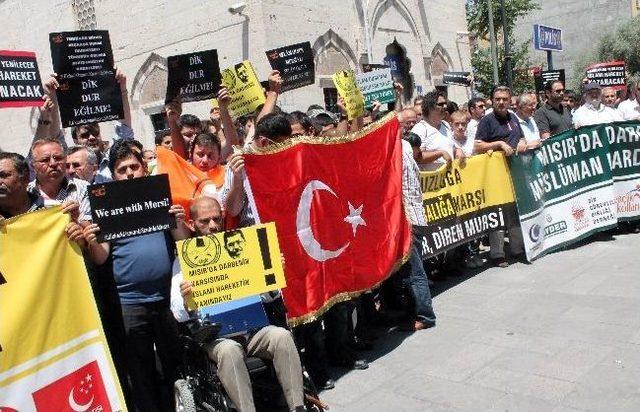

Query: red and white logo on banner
[{"left": 32, "top": 360, "right": 111, "bottom": 412}]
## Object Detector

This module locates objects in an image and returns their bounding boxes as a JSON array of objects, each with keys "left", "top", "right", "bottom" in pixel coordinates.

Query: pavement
[{"left": 320, "top": 232, "right": 640, "bottom": 412}]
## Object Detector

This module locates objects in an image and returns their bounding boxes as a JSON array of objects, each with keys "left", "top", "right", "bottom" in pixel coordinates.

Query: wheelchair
[{"left": 174, "top": 319, "right": 326, "bottom": 412}]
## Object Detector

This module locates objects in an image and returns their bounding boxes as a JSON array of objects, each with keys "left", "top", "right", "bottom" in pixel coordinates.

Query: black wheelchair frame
[{"left": 174, "top": 319, "right": 325, "bottom": 412}]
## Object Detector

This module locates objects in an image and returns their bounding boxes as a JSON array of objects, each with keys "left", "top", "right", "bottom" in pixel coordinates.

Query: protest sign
[
  {"left": 333, "top": 69, "right": 364, "bottom": 119},
  {"left": 361, "top": 63, "right": 389, "bottom": 73},
  {"left": 166, "top": 49, "right": 221, "bottom": 103},
  {"left": 418, "top": 153, "right": 517, "bottom": 257},
  {"left": 176, "top": 222, "right": 286, "bottom": 310},
  {"left": 443, "top": 71, "right": 472, "bottom": 87},
  {"left": 244, "top": 114, "right": 411, "bottom": 326},
  {"left": 0, "top": 208, "right": 125, "bottom": 410},
  {"left": 88, "top": 174, "right": 175, "bottom": 242},
  {"left": 265, "top": 41, "right": 314, "bottom": 92},
  {"left": 586, "top": 61, "right": 626, "bottom": 91},
  {"left": 508, "top": 122, "right": 640, "bottom": 261},
  {"left": 49, "top": 30, "right": 123, "bottom": 127},
  {"left": 534, "top": 69, "right": 565, "bottom": 93},
  {"left": 601, "top": 122, "right": 640, "bottom": 222},
  {"left": 0, "top": 50, "right": 44, "bottom": 108},
  {"left": 221, "top": 60, "right": 266, "bottom": 118},
  {"left": 356, "top": 68, "right": 395, "bottom": 108}
]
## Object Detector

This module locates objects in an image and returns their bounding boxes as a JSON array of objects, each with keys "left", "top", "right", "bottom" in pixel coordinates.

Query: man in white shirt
[
  {"left": 573, "top": 83, "right": 622, "bottom": 128},
  {"left": 466, "top": 97, "right": 486, "bottom": 141},
  {"left": 170, "top": 197, "right": 305, "bottom": 412},
  {"left": 410, "top": 90, "right": 462, "bottom": 171},
  {"left": 618, "top": 80, "right": 640, "bottom": 121},
  {"left": 514, "top": 92, "right": 542, "bottom": 149}
]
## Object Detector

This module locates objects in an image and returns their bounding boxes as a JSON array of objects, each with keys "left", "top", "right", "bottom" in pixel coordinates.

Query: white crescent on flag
[{"left": 296, "top": 180, "right": 366, "bottom": 262}]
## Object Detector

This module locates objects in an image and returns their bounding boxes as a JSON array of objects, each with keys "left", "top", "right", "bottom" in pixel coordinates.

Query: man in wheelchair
[{"left": 170, "top": 196, "right": 306, "bottom": 412}]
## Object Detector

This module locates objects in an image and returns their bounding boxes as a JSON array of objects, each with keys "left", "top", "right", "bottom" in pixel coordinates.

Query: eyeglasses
[
  {"left": 35, "top": 155, "right": 65, "bottom": 164},
  {"left": 552, "top": 89, "right": 565, "bottom": 94},
  {"left": 436, "top": 102, "right": 447, "bottom": 107}
]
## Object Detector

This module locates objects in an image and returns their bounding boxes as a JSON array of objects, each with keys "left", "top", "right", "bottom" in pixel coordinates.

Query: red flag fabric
[
  {"left": 244, "top": 114, "right": 411, "bottom": 325},
  {"left": 32, "top": 360, "right": 111, "bottom": 412}
]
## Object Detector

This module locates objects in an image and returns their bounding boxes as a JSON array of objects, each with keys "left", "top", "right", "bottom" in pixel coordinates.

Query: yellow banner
[
  {"left": 332, "top": 69, "right": 365, "bottom": 120},
  {"left": 221, "top": 60, "right": 266, "bottom": 118},
  {"left": 176, "top": 222, "right": 286, "bottom": 310},
  {"left": 421, "top": 152, "right": 515, "bottom": 217},
  {"left": 0, "top": 208, "right": 125, "bottom": 409},
  {"left": 417, "top": 152, "right": 517, "bottom": 257}
]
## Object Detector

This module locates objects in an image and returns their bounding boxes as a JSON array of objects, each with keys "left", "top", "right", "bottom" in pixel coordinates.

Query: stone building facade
[{"left": 1, "top": 0, "right": 472, "bottom": 153}]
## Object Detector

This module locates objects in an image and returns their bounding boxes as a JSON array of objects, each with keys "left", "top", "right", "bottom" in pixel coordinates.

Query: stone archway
[{"left": 430, "top": 42, "right": 454, "bottom": 86}]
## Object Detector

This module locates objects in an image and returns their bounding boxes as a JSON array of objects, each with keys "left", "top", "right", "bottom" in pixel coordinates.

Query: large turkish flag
[{"left": 244, "top": 114, "right": 411, "bottom": 325}]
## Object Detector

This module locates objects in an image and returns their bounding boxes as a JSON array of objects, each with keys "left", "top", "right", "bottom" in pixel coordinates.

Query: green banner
[{"left": 510, "top": 121, "right": 640, "bottom": 261}]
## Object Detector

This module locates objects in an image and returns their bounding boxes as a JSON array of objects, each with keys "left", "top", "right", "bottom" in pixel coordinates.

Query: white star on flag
[{"left": 344, "top": 202, "right": 366, "bottom": 236}]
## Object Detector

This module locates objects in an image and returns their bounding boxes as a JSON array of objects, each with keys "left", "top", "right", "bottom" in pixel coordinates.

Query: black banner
[
  {"left": 443, "top": 71, "right": 471, "bottom": 87},
  {"left": 362, "top": 63, "right": 389, "bottom": 73},
  {"left": 265, "top": 42, "right": 314, "bottom": 92},
  {"left": 0, "top": 50, "right": 44, "bottom": 108},
  {"left": 49, "top": 30, "right": 123, "bottom": 127},
  {"left": 586, "top": 61, "right": 626, "bottom": 91},
  {"left": 534, "top": 69, "right": 565, "bottom": 93},
  {"left": 165, "top": 49, "right": 221, "bottom": 103},
  {"left": 88, "top": 174, "right": 175, "bottom": 242},
  {"left": 415, "top": 203, "right": 516, "bottom": 258}
]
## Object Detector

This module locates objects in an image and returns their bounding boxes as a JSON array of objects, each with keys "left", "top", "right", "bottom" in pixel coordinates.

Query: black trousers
[{"left": 121, "top": 300, "right": 180, "bottom": 412}]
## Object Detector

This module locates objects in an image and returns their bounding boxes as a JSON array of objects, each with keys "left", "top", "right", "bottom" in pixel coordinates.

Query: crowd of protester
[{"left": 1, "top": 65, "right": 640, "bottom": 412}]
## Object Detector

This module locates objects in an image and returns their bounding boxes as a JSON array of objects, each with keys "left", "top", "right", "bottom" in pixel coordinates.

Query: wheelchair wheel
[{"left": 175, "top": 379, "right": 197, "bottom": 412}]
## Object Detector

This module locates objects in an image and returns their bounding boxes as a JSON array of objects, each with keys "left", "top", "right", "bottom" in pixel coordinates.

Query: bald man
[
  {"left": 601, "top": 86, "right": 617, "bottom": 109},
  {"left": 398, "top": 108, "right": 418, "bottom": 133},
  {"left": 170, "top": 197, "right": 305, "bottom": 412}
]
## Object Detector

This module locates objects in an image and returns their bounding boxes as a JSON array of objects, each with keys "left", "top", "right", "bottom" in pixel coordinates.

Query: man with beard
[
  {"left": 534, "top": 80, "right": 573, "bottom": 138},
  {"left": 573, "top": 83, "right": 622, "bottom": 128},
  {"left": 170, "top": 197, "right": 305, "bottom": 412}
]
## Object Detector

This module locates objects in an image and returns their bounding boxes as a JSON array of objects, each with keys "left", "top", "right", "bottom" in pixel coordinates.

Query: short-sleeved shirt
[
  {"left": 534, "top": 102, "right": 573, "bottom": 136},
  {"left": 515, "top": 114, "right": 541, "bottom": 144},
  {"left": 409, "top": 120, "right": 455, "bottom": 171},
  {"left": 572, "top": 104, "right": 622, "bottom": 127},
  {"left": 27, "top": 177, "right": 92, "bottom": 221},
  {"left": 617, "top": 99, "right": 640, "bottom": 121},
  {"left": 475, "top": 111, "right": 523, "bottom": 148},
  {"left": 111, "top": 231, "right": 175, "bottom": 304}
]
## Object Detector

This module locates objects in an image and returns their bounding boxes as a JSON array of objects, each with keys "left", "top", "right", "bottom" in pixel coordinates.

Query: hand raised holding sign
[{"left": 268, "top": 70, "right": 283, "bottom": 94}]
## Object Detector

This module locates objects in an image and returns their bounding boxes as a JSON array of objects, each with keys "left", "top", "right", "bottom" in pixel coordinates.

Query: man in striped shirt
[{"left": 400, "top": 132, "right": 436, "bottom": 331}]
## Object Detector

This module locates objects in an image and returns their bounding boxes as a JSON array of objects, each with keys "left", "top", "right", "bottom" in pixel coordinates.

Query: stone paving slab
[{"left": 320, "top": 233, "right": 640, "bottom": 411}]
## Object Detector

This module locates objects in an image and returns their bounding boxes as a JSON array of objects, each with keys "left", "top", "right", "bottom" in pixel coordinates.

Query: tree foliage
[
  {"left": 466, "top": 0, "right": 540, "bottom": 96},
  {"left": 573, "top": 16, "right": 640, "bottom": 89}
]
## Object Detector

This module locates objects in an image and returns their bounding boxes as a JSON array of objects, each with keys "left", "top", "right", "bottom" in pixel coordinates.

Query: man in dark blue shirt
[
  {"left": 474, "top": 86, "right": 526, "bottom": 267},
  {"left": 83, "top": 140, "right": 190, "bottom": 411}
]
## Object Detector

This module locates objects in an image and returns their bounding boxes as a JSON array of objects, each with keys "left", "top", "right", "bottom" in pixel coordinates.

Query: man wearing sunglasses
[
  {"left": 534, "top": 80, "right": 574, "bottom": 139},
  {"left": 466, "top": 97, "right": 486, "bottom": 142}
]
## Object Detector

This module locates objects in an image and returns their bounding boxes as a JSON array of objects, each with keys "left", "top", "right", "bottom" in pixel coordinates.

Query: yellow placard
[
  {"left": 176, "top": 222, "right": 286, "bottom": 310},
  {"left": 221, "top": 60, "right": 266, "bottom": 118},
  {"left": 420, "top": 152, "right": 516, "bottom": 218},
  {"left": 332, "top": 69, "right": 365, "bottom": 120},
  {"left": 0, "top": 208, "right": 126, "bottom": 409}
]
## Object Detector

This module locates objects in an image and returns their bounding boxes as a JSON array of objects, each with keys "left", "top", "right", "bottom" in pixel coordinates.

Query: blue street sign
[{"left": 533, "top": 24, "right": 563, "bottom": 52}]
